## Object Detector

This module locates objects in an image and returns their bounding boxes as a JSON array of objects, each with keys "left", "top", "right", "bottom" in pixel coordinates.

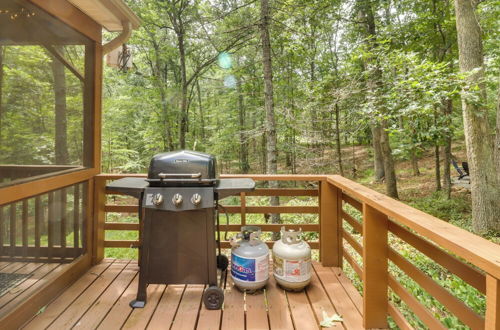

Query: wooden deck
[
  {"left": 22, "top": 259, "right": 363, "bottom": 329},
  {"left": 0, "top": 261, "right": 67, "bottom": 321}
]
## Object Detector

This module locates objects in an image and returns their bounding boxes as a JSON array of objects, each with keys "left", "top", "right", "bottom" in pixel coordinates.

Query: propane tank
[
  {"left": 273, "top": 226, "right": 311, "bottom": 291},
  {"left": 230, "top": 226, "right": 269, "bottom": 291}
]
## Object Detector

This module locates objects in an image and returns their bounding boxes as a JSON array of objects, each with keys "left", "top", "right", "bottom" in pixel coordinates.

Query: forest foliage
[{"left": 102, "top": 0, "right": 499, "bottom": 179}]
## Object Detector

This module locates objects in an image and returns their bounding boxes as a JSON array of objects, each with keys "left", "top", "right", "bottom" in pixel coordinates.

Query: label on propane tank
[
  {"left": 273, "top": 254, "right": 311, "bottom": 283},
  {"left": 231, "top": 252, "right": 269, "bottom": 282}
]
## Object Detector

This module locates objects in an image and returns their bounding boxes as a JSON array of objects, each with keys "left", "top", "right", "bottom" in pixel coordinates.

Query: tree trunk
[
  {"left": 51, "top": 48, "right": 69, "bottom": 164},
  {"left": 380, "top": 123, "right": 398, "bottom": 198},
  {"left": 443, "top": 98, "right": 453, "bottom": 198},
  {"left": 237, "top": 76, "right": 249, "bottom": 173},
  {"left": 260, "top": 0, "right": 280, "bottom": 234},
  {"left": 455, "top": 0, "right": 500, "bottom": 232},
  {"left": 435, "top": 145, "right": 442, "bottom": 191},
  {"left": 178, "top": 30, "right": 188, "bottom": 149},
  {"left": 334, "top": 103, "right": 344, "bottom": 176},
  {"left": 371, "top": 125, "right": 385, "bottom": 181},
  {"left": 196, "top": 80, "right": 205, "bottom": 140},
  {"left": 410, "top": 148, "right": 420, "bottom": 176}
]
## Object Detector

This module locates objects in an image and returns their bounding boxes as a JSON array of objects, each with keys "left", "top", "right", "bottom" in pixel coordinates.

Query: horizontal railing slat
[
  {"left": 222, "top": 206, "right": 319, "bottom": 214},
  {"left": 342, "top": 193, "right": 362, "bottom": 212},
  {"left": 104, "top": 205, "right": 319, "bottom": 214},
  {"left": 219, "top": 224, "right": 319, "bottom": 231},
  {"left": 342, "top": 210, "right": 363, "bottom": 233},
  {"left": 343, "top": 250, "right": 362, "bottom": 277},
  {"left": 389, "top": 248, "right": 485, "bottom": 329},
  {"left": 342, "top": 230, "right": 362, "bottom": 255},
  {"left": 105, "top": 223, "right": 139, "bottom": 231},
  {"left": 388, "top": 220, "right": 485, "bottom": 294},
  {"left": 388, "top": 275, "right": 447, "bottom": 330}
]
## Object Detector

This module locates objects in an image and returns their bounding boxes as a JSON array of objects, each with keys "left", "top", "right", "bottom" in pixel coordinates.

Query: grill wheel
[{"left": 203, "top": 286, "right": 224, "bottom": 310}]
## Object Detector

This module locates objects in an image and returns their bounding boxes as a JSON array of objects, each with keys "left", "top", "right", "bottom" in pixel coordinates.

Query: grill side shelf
[
  {"left": 106, "top": 177, "right": 149, "bottom": 198},
  {"left": 215, "top": 178, "right": 255, "bottom": 199}
]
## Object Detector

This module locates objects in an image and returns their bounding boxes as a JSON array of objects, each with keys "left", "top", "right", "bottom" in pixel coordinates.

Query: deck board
[
  {"left": 22, "top": 260, "right": 363, "bottom": 329},
  {"left": 313, "top": 263, "right": 363, "bottom": 329},
  {"left": 73, "top": 263, "right": 138, "bottom": 329},
  {"left": 23, "top": 260, "right": 113, "bottom": 330},
  {"left": 123, "top": 284, "right": 165, "bottom": 329},
  {"left": 266, "top": 276, "right": 294, "bottom": 330}
]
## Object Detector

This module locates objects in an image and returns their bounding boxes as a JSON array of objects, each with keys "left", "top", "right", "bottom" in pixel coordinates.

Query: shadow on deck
[{"left": 22, "top": 259, "right": 362, "bottom": 329}]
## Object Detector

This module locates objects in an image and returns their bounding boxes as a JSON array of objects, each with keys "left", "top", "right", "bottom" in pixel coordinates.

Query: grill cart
[{"left": 107, "top": 150, "right": 255, "bottom": 310}]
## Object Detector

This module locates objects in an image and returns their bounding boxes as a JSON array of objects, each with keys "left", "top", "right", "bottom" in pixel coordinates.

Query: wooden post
[
  {"left": 363, "top": 203, "right": 388, "bottom": 328},
  {"left": 241, "top": 192, "right": 246, "bottom": 226},
  {"left": 486, "top": 274, "right": 500, "bottom": 329},
  {"left": 92, "top": 176, "right": 106, "bottom": 264},
  {"left": 320, "top": 180, "right": 342, "bottom": 267}
]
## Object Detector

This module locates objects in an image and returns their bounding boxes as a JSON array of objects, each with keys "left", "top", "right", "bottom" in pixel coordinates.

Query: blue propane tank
[{"left": 230, "top": 226, "right": 269, "bottom": 291}]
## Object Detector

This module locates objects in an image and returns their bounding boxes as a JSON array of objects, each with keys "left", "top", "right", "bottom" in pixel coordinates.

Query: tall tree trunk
[
  {"left": 196, "top": 80, "right": 205, "bottom": 140},
  {"left": 51, "top": 48, "right": 69, "bottom": 164},
  {"left": 455, "top": 0, "right": 500, "bottom": 232},
  {"left": 260, "top": 0, "right": 280, "bottom": 234},
  {"left": 334, "top": 103, "right": 344, "bottom": 176},
  {"left": 443, "top": 98, "right": 453, "bottom": 198},
  {"left": 435, "top": 145, "right": 442, "bottom": 191},
  {"left": 178, "top": 30, "right": 188, "bottom": 149},
  {"left": 359, "top": 0, "right": 398, "bottom": 198},
  {"left": 237, "top": 76, "right": 249, "bottom": 173},
  {"left": 380, "top": 122, "right": 398, "bottom": 198},
  {"left": 410, "top": 148, "right": 420, "bottom": 176},
  {"left": 371, "top": 125, "right": 385, "bottom": 181}
]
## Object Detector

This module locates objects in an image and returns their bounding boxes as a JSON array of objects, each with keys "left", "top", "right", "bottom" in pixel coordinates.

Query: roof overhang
[{"left": 67, "top": 0, "right": 140, "bottom": 32}]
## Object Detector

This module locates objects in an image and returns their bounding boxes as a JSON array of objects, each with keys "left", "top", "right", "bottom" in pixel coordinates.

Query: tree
[
  {"left": 454, "top": 0, "right": 500, "bottom": 232},
  {"left": 51, "top": 48, "right": 69, "bottom": 164},
  {"left": 260, "top": 0, "right": 280, "bottom": 229}
]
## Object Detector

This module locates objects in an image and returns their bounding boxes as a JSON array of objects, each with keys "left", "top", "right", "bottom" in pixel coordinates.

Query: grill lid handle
[{"left": 157, "top": 172, "right": 202, "bottom": 179}]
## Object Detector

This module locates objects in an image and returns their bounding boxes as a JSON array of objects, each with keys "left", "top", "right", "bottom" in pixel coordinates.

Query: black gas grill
[{"left": 107, "top": 150, "right": 254, "bottom": 310}]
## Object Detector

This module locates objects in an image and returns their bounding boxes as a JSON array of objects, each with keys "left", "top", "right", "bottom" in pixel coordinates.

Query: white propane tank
[
  {"left": 230, "top": 226, "right": 269, "bottom": 291},
  {"left": 273, "top": 226, "right": 311, "bottom": 291}
]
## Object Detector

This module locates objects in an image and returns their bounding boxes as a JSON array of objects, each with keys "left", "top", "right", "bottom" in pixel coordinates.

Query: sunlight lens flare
[{"left": 218, "top": 52, "right": 232, "bottom": 69}]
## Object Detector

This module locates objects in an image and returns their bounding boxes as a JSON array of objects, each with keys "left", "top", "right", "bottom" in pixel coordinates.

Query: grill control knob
[
  {"left": 152, "top": 193, "right": 164, "bottom": 206},
  {"left": 172, "top": 193, "right": 183, "bottom": 207},
  {"left": 191, "top": 193, "right": 202, "bottom": 206}
]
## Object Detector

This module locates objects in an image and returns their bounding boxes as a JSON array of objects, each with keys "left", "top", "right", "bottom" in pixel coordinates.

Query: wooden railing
[
  {"left": 0, "top": 182, "right": 86, "bottom": 262},
  {"left": 93, "top": 173, "right": 500, "bottom": 329},
  {"left": 0, "top": 165, "right": 83, "bottom": 187}
]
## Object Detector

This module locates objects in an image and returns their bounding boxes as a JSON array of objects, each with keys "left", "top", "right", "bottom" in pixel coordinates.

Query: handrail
[{"left": 328, "top": 175, "right": 500, "bottom": 278}]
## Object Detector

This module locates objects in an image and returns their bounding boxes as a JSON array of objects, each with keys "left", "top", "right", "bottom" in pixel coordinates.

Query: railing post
[
  {"left": 320, "top": 179, "right": 342, "bottom": 267},
  {"left": 363, "top": 203, "right": 388, "bottom": 329},
  {"left": 486, "top": 274, "right": 500, "bottom": 329},
  {"left": 92, "top": 176, "right": 106, "bottom": 264}
]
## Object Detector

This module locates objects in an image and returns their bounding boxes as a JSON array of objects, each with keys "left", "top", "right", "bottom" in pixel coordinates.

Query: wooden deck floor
[
  {"left": 0, "top": 261, "right": 66, "bottom": 321},
  {"left": 22, "top": 259, "right": 363, "bottom": 329}
]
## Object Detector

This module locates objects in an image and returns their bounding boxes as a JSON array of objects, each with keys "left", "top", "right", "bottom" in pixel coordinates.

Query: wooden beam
[
  {"left": 28, "top": 0, "right": 102, "bottom": 42},
  {"left": 486, "top": 274, "right": 500, "bottom": 329},
  {"left": 43, "top": 44, "right": 84, "bottom": 82},
  {"left": 362, "top": 203, "right": 388, "bottom": 329},
  {"left": 92, "top": 177, "right": 106, "bottom": 264},
  {"left": 0, "top": 168, "right": 98, "bottom": 206},
  {"left": 320, "top": 181, "right": 341, "bottom": 267}
]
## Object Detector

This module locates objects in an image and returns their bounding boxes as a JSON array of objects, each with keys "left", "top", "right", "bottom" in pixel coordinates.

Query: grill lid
[{"left": 147, "top": 150, "right": 217, "bottom": 186}]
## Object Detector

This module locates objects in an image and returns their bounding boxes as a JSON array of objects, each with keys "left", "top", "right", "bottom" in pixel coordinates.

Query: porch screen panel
[
  {"left": 0, "top": 0, "right": 94, "bottom": 187},
  {"left": 0, "top": 181, "right": 87, "bottom": 262}
]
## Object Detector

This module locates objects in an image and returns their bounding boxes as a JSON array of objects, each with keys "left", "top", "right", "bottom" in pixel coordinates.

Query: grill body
[{"left": 107, "top": 150, "right": 255, "bottom": 310}]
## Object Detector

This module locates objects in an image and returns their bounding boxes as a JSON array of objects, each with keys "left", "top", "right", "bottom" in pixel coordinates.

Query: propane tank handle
[
  {"left": 230, "top": 232, "right": 243, "bottom": 247},
  {"left": 282, "top": 227, "right": 302, "bottom": 244},
  {"left": 249, "top": 230, "right": 262, "bottom": 245}
]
